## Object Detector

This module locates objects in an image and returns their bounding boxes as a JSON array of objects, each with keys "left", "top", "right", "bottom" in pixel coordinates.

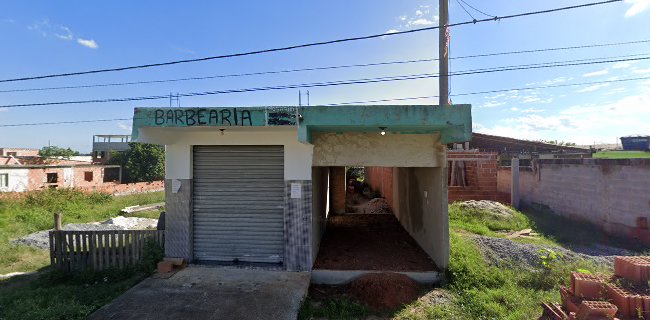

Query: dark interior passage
[{"left": 313, "top": 214, "right": 439, "bottom": 272}]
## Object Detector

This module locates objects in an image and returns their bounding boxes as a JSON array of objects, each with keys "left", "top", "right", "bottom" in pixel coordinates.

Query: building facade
[{"left": 131, "top": 105, "right": 472, "bottom": 271}]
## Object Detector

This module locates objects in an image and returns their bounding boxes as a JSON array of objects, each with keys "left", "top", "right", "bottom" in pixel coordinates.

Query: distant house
[
  {"left": 0, "top": 156, "right": 121, "bottom": 192},
  {"left": 92, "top": 134, "right": 131, "bottom": 163},
  {"left": 0, "top": 148, "right": 39, "bottom": 157}
]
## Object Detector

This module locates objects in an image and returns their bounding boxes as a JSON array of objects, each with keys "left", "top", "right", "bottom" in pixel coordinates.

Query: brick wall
[
  {"left": 91, "top": 180, "right": 165, "bottom": 195},
  {"left": 447, "top": 151, "right": 503, "bottom": 203},
  {"left": 516, "top": 158, "right": 650, "bottom": 245},
  {"left": 365, "top": 167, "right": 394, "bottom": 209},
  {"left": 329, "top": 167, "right": 346, "bottom": 214}
]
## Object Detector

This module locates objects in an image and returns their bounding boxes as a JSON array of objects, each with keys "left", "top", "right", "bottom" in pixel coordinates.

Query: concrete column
[
  {"left": 329, "top": 167, "right": 346, "bottom": 214},
  {"left": 511, "top": 158, "right": 520, "bottom": 209}
]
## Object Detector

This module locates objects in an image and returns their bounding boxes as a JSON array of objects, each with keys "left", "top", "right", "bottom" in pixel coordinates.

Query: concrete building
[
  {"left": 92, "top": 134, "right": 131, "bottom": 163},
  {"left": 131, "top": 105, "right": 472, "bottom": 271},
  {"left": 0, "top": 156, "right": 121, "bottom": 192}
]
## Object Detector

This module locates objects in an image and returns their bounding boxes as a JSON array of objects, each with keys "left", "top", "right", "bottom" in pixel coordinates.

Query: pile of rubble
[{"left": 540, "top": 256, "right": 650, "bottom": 320}]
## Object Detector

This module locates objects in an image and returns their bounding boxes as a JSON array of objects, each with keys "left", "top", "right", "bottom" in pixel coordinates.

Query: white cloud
[
  {"left": 510, "top": 107, "right": 519, "bottom": 111},
  {"left": 54, "top": 26, "right": 73, "bottom": 40},
  {"left": 632, "top": 68, "right": 650, "bottom": 74},
  {"left": 480, "top": 93, "right": 650, "bottom": 144},
  {"left": 612, "top": 61, "right": 638, "bottom": 69},
  {"left": 576, "top": 83, "right": 610, "bottom": 93},
  {"left": 480, "top": 101, "right": 506, "bottom": 108},
  {"left": 625, "top": 0, "right": 650, "bottom": 17},
  {"left": 415, "top": 10, "right": 424, "bottom": 16},
  {"left": 408, "top": 18, "right": 435, "bottom": 26},
  {"left": 384, "top": 29, "right": 399, "bottom": 34},
  {"left": 521, "top": 108, "right": 545, "bottom": 113},
  {"left": 117, "top": 122, "right": 131, "bottom": 131},
  {"left": 77, "top": 38, "right": 98, "bottom": 49},
  {"left": 582, "top": 69, "right": 609, "bottom": 77},
  {"left": 0, "top": 108, "right": 7, "bottom": 112}
]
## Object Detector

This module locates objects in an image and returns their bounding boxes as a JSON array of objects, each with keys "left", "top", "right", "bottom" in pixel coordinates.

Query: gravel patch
[
  {"left": 471, "top": 235, "right": 622, "bottom": 269},
  {"left": 12, "top": 216, "right": 158, "bottom": 250}
]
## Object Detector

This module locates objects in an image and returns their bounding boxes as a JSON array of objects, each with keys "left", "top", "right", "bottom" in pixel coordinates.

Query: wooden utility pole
[{"left": 439, "top": 0, "right": 449, "bottom": 107}]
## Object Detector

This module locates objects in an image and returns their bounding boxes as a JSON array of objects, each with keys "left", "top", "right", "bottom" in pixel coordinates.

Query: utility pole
[{"left": 439, "top": 0, "right": 449, "bottom": 107}]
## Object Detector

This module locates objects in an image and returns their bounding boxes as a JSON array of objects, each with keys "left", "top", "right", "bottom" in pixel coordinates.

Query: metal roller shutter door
[{"left": 192, "top": 145, "right": 284, "bottom": 264}]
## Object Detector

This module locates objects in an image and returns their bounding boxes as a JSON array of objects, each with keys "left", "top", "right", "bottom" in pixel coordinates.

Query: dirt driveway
[{"left": 89, "top": 266, "right": 310, "bottom": 320}]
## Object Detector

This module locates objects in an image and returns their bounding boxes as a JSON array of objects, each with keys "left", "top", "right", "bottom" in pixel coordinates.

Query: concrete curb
[{"left": 310, "top": 269, "right": 441, "bottom": 285}]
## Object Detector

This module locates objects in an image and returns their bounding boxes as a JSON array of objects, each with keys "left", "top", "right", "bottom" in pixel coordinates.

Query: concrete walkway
[{"left": 89, "top": 266, "right": 310, "bottom": 320}]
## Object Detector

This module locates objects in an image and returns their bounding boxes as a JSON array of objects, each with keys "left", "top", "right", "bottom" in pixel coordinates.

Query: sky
[{"left": 0, "top": 0, "right": 649, "bottom": 152}]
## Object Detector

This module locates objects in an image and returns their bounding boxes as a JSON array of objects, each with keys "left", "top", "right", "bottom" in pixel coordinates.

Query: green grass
[
  {"left": 593, "top": 150, "right": 650, "bottom": 159},
  {"left": 0, "top": 189, "right": 164, "bottom": 274},
  {"left": 301, "top": 203, "right": 608, "bottom": 320}
]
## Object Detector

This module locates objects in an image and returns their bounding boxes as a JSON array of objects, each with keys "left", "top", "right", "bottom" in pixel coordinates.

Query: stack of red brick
[{"left": 540, "top": 256, "right": 650, "bottom": 320}]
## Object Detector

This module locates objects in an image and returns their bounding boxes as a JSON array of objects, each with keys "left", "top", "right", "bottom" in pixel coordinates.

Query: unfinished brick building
[{"left": 0, "top": 156, "right": 121, "bottom": 192}]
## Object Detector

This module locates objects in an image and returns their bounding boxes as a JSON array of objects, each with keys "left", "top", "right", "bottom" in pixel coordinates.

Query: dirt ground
[{"left": 313, "top": 214, "right": 439, "bottom": 271}]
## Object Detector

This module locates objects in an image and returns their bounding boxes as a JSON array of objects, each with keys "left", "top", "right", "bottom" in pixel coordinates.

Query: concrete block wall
[
  {"left": 365, "top": 167, "right": 395, "bottom": 210},
  {"left": 513, "top": 159, "right": 650, "bottom": 244},
  {"left": 447, "top": 151, "right": 502, "bottom": 203}
]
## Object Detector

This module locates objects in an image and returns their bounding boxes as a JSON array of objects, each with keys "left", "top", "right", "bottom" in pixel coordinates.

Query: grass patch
[
  {"left": 448, "top": 202, "right": 531, "bottom": 236},
  {"left": 299, "top": 297, "right": 370, "bottom": 320},
  {"left": 0, "top": 189, "right": 164, "bottom": 274},
  {"left": 0, "top": 238, "right": 163, "bottom": 320},
  {"left": 593, "top": 151, "right": 650, "bottom": 159},
  {"left": 0, "top": 267, "right": 149, "bottom": 319}
]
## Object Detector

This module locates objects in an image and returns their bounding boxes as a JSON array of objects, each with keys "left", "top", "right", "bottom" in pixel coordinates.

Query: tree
[
  {"left": 109, "top": 143, "right": 164, "bottom": 183},
  {"left": 39, "top": 146, "right": 80, "bottom": 159}
]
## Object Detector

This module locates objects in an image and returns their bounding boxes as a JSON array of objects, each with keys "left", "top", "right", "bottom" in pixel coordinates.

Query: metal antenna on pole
[
  {"left": 298, "top": 90, "right": 310, "bottom": 107},
  {"left": 169, "top": 92, "right": 180, "bottom": 108}
]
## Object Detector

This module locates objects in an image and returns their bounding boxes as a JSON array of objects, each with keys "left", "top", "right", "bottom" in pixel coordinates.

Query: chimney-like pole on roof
[{"left": 439, "top": 0, "right": 449, "bottom": 107}]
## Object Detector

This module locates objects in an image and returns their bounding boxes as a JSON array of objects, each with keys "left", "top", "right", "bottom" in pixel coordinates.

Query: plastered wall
[
  {"left": 392, "top": 167, "right": 449, "bottom": 269},
  {"left": 515, "top": 159, "right": 650, "bottom": 234},
  {"left": 0, "top": 168, "right": 29, "bottom": 192},
  {"left": 312, "top": 132, "right": 446, "bottom": 167}
]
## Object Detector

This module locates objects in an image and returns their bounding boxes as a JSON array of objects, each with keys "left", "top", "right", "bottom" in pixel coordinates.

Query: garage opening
[
  {"left": 192, "top": 145, "right": 285, "bottom": 266},
  {"left": 312, "top": 166, "right": 440, "bottom": 273}
]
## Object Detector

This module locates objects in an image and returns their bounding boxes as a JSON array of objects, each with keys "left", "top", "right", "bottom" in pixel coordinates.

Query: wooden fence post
[{"left": 54, "top": 212, "right": 62, "bottom": 230}]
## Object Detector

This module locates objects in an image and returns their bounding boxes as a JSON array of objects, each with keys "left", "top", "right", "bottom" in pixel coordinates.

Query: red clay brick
[{"left": 576, "top": 300, "right": 617, "bottom": 320}]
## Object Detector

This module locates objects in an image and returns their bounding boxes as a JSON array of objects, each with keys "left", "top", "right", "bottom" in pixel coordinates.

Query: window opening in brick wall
[
  {"left": 84, "top": 171, "right": 93, "bottom": 182},
  {"left": 0, "top": 173, "right": 8, "bottom": 187},
  {"left": 46, "top": 172, "right": 58, "bottom": 183}
]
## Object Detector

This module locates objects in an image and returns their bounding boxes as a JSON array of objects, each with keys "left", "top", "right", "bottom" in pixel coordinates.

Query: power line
[
  {"left": 2, "top": 75, "right": 649, "bottom": 128},
  {"left": 3, "top": 42, "right": 650, "bottom": 94},
  {"left": 2, "top": 49, "right": 648, "bottom": 94},
  {"left": 459, "top": 0, "right": 497, "bottom": 18},
  {"left": 1, "top": 54, "right": 648, "bottom": 109},
  {"left": 0, "top": 0, "right": 624, "bottom": 84},
  {"left": 455, "top": 0, "right": 477, "bottom": 21}
]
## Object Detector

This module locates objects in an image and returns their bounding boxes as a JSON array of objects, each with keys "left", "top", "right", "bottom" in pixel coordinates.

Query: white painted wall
[
  {"left": 0, "top": 168, "right": 29, "bottom": 192},
  {"left": 139, "top": 127, "right": 313, "bottom": 180},
  {"left": 63, "top": 168, "right": 74, "bottom": 188}
]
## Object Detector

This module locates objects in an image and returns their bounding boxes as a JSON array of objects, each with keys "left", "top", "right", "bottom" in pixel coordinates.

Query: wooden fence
[{"left": 49, "top": 230, "right": 164, "bottom": 272}]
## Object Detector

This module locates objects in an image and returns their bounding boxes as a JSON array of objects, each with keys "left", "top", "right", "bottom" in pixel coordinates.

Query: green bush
[{"left": 140, "top": 238, "right": 164, "bottom": 273}]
